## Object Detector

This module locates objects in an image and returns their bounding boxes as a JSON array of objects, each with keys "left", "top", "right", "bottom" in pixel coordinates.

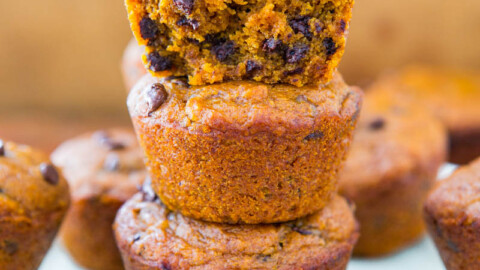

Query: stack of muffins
[{"left": 116, "top": 0, "right": 362, "bottom": 269}]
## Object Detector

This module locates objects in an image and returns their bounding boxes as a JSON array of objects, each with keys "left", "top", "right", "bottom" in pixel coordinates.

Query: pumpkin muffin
[
  {"left": 114, "top": 180, "right": 359, "bottom": 270},
  {"left": 0, "top": 140, "right": 70, "bottom": 270},
  {"left": 51, "top": 129, "right": 146, "bottom": 270},
  {"left": 128, "top": 72, "right": 362, "bottom": 224},
  {"left": 122, "top": 39, "right": 147, "bottom": 91},
  {"left": 338, "top": 92, "right": 447, "bottom": 256},
  {"left": 125, "top": 0, "right": 354, "bottom": 86},
  {"left": 369, "top": 65, "right": 480, "bottom": 164},
  {"left": 424, "top": 157, "right": 480, "bottom": 270}
]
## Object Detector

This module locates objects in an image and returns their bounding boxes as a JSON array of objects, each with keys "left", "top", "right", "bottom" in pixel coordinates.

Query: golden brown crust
[
  {"left": 0, "top": 140, "right": 70, "bottom": 270},
  {"left": 51, "top": 129, "right": 146, "bottom": 270},
  {"left": 368, "top": 65, "right": 480, "bottom": 164},
  {"left": 424, "top": 157, "right": 480, "bottom": 270},
  {"left": 114, "top": 185, "right": 359, "bottom": 270},
  {"left": 128, "top": 73, "right": 362, "bottom": 224},
  {"left": 122, "top": 39, "right": 147, "bottom": 91},
  {"left": 338, "top": 92, "right": 447, "bottom": 256},
  {"left": 125, "top": 0, "right": 354, "bottom": 86}
]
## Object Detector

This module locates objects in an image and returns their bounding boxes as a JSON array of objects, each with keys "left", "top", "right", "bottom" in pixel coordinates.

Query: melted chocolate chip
[
  {"left": 211, "top": 40, "right": 235, "bottom": 62},
  {"left": 104, "top": 154, "right": 120, "bottom": 171},
  {"left": 204, "top": 33, "right": 225, "bottom": 45},
  {"left": 289, "top": 16, "right": 312, "bottom": 40},
  {"left": 262, "top": 38, "right": 284, "bottom": 53},
  {"left": 160, "top": 261, "right": 172, "bottom": 270},
  {"left": 323, "top": 37, "right": 337, "bottom": 57},
  {"left": 283, "top": 67, "right": 304, "bottom": 76},
  {"left": 176, "top": 16, "right": 199, "bottom": 30},
  {"left": 2, "top": 240, "right": 18, "bottom": 255},
  {"left": 285, "top": 44, "right": 309, "bottom": 63},
  {"left": 304, "top": 131, "right": 324, "bottom": 141},
  {"left": 94, "top": 132, "right": 126, "bottom": 150},
  {"left": 0, "top": 140, "right": 4, "bottom": 156},
  {"left": 315, "top": 22, "right": 323, "bottom": 33},
  {"left": 139, "top": 17, "right": 159, "bottom": 40},
  {"left": 147, "top": 52, "right": 173, "bottom": 72},
  {"left": 292, "top": 227, "right": 313, "bottom": 235},
  {"left": 173, "top": 0, "right": 195, "bottom": 15},
  {"left": 40, "top": 163, "right": 59, "bottom": 185},
  {"left": 146, "top": 83, "right": 169, "bottom": 115},
  {"left": 369, "top": 118, "right": 385, "bottom": 131},
  {"left": 132, "top": 233, "right": 142, "bottom": 243},
  {"left": 339, "top": 20, "right": 346, "bottom": 32},
  {"left": 246, "top": 60, "right": 262, "bottom": 74}
]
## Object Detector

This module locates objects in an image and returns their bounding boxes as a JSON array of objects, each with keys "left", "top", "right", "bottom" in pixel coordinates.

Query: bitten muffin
[
  {"left": 51, "top": 129, "right": 146, "bottom": 270},
  {"left": 0, "top": 140, "right": 70, "bottom": 270},
  {"left": 128, "top": 72, "right": 362, "bottom": 224},
  {"left": 368, "top": 65, "right": 480, "bottom": 164},
  {"left": 338, "top": 92, "right": 447, "bottom": 256},
  {"left": 122, "top": 39, "right": 147, "bottom": 91},
  {"left": 114, "top": 180, "right": 359, "bottom": 270},
  {"left": 424, "top": 157, "right": 480, "bottom": 270},
  {"left": 126, "top": 0, "right": 354, "bottom": 86}
]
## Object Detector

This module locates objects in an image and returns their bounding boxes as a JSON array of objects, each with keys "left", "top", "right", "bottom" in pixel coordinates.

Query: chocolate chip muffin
[
  {"left": 126, "top": 0, "right": 354, "bottom": 86},
  {"left": 128, "top": 72, "right": 362, "bottom": 224},
  {"left": 122, "top": 39, "right": 147, "bottom": 91},
  {"left": 0, "top": 140, "right": 70, "bottom": 270},
  {"left": 51, "top": 129, "right": 146, "bottom": 270},
  {"left": 369, "top": 65, "right": 480, "bottom": 164},
  {"left": 114, "top": 180, "right": 359, "bottom": 270},
  {"left": 424, "top": 157, "right": 480, "bottom": 270},
  {"left": 338, "top": 91, "right": 447, "bottom": 256}
]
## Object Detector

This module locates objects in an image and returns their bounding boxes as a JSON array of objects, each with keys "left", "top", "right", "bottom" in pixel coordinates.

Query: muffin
[
  {"left": 128, "top": 72, "right": 362, "bottom": 224},
  {"left": 338, "top": 92, "right": 447, "bottom": 256},
  {"left": 368, "top": 65, "right": 480, "bottom": 164},
  {"left": 424, "top": 157, "right": 480, "bottom": 270},
  {"left": 125, "top": 0, "right": 354, "bottom": 86},
  {"left": 122, "top": 39, "right": 147, "bottom": 91},
  {"left": 114, "top": 180, "right": 359, "bottom": 270},
  {"left": 51, "top": 129, "right": 146, "bottom": 270},
  {"left": 0, "top": 140, "right": 70, "bottom": 270}
]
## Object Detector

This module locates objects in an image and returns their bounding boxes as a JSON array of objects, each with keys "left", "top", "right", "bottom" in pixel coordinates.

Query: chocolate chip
[
  {"left": 283, "top": 67, "right": 304, "bottom": 76},
  {"left": 104, "top": 154, "right": 120, "bottom": 171},
  {"left": 176, "top": 16, "right": 199, "bottom": 30},
  {"left": 147, "top": 52, "right": 173, "bottom": 72},
  {"left": 204, "top": 33, "right": 225, "bottom": 45},
  {"left": 40, "top": 163, "right": 59, "bottom": 185},
  {"left": 160, "top": 262, "right": 172, "bottom": 270},
  {"left": 94, "top": 132, "right": 126, "bottom": 150},
  {"left": 246, "top": 60, "right": 262, "bottom": 74},
  {"left": 173, "top": 0, "right": 195, "bottom": 15},
  {"left": 132, "top": 233, "right": 142, "bottom": 243},
  {"left": 292, "top": 227, "right": 313, "bottom": 235},
  {"left": 369, "top": 118, "right": 385, "bottom": 131},
  {"left": 315, "top": 22, "right": 323, "bottom": 33},
  {"left": 289, "top": 16, "right": 312, "bottom": 40},
  {"left": 146, "top": 83, "right": 168, "bottom": 115},
  {"left": 323, "top": 37, "right": 337, "bottom": 57},
  {"left": 339, "top": 20, "right": 346, "bottom": 32},
  {"left": 304, "top": 131, "right": 324, "bottom": 141},
  {"left": 139, "top": 17, "right": 159, "bottom": 40},
  {"left": 0, "top": 140, "right": 4, "bottom": 156},
  {"left": 2, "top": 241, "right": 18, "bottom": 255},
  {"left": 285, "top": 44, "right": 309, "bottom": 63},
  {"left": 262, "top": 38, "right": 284, "bottom": 53},
  {"left": 447, "top": 239, "right": 460, "bottom": 253},
  {"left": 211, "top": 40, "right": 235, "bottom": 62}
]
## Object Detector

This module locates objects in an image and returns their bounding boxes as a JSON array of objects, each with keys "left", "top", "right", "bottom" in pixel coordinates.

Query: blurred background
[{"left": 1, "top": 0, "right": 480, "bottom": 152}]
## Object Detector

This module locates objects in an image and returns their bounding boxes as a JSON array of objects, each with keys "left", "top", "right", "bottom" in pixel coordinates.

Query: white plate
[{"left": 40, "top": 164, "right": 458, "bottom": 270}]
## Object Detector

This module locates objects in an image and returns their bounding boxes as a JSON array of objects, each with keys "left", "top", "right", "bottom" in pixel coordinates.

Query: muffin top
[
  {"left": 369, "top": 65, "right": 480, "bottom": 133},
  {"left": 425, "top": 157, "right": 480, "bottom": 224},
  {"left": 339, "top": 90, "right": 447, "bottom": 198},
  {"left": 128, "top": 73, "right": 362, "bottom": 136},
  {"left": 0, "top": 140, "right": 70, "bottom": 217},
  {"left": 51, "top": 129, "right": 146, "bottom": 201},
  {"left": 115, "top": 180, "right": 358, "bottom": 269}
]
